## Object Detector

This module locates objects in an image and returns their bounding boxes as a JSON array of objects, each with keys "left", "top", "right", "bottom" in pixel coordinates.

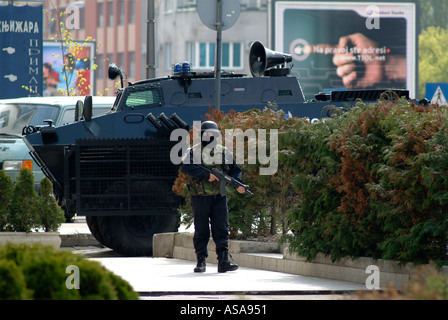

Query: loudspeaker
[{"left": 249, "top": 41, "right": 292, "bottom": 77}]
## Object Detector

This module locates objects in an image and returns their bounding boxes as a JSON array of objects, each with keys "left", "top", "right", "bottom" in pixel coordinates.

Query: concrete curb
[
  {"left": 0, "top": 232, "right": 61, "bottom": 249},
  {"left": 153, "top": 232, "right": 448, "bottom": 290},
  {"left": 60, "top": 233, "right": 100, "bottom": 247}
]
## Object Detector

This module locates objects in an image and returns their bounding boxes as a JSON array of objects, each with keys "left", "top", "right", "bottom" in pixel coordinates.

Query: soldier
[{"left": 180, "top": 121, "right": 246, "bottom": 273}]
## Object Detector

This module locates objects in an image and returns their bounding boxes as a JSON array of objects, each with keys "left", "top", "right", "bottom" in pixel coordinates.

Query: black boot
[
  {"left": 217, "top": 250, "right": 238, "bottom": 273},
  {"left": 194, "top": 254, "right": 206, "bottom": 273}
]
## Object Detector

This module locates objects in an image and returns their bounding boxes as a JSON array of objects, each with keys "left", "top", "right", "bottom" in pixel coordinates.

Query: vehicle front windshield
[{"left": 0, "top": 104, "right": 59, "bottom": 136}]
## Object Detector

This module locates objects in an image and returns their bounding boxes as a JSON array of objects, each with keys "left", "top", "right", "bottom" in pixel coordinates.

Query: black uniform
[
  {"left": 180, "top": 138, "right": 241, "bottom": 273},
  {"left": 181, "top": 147, "right": 242, "bottom": 255}
]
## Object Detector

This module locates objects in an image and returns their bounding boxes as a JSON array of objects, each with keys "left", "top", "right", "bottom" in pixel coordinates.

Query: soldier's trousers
[{"left": 191, "top": 194, "right": 229, "bottom": 257}]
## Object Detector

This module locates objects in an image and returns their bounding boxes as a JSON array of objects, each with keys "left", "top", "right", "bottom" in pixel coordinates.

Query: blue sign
[
  {"left": 0, "top": 5, "right": 43, "bottom": 99},
  {"left": 426, "top": 83, "right": 448, "bottom": 105}
]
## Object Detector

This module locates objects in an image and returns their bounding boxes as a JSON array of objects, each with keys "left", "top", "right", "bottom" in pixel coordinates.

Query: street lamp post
[{"left": 146, "top": 0, "right": 156, "bottom": 79}]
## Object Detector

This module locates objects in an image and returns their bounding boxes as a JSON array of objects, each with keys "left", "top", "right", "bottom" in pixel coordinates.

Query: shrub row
[
  {"left": 0, "top": 168, "right": 65, "bottom": 232},
  {"left": 174, "top": 98, "right": 448, "bottom": 264},
  {"left": 281, "top": 96, "right": 448, "bottom": 264}
]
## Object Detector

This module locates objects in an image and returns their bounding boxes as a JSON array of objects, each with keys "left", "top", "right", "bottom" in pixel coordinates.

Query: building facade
[
  {"left": 43, "top": 0, "right": 268, "bottom": 96},
  {"left": 156, "top": 0, "right": 269, "bottom": 77}
]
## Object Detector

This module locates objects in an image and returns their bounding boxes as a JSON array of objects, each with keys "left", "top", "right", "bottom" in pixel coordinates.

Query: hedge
[
  {"left": 281, "top": 95, "right": 448, "bottom": 264},
  {"left": 0, "top": 169, "right": 65, "bottom": 232},
  {"left": 173, "top": 98, "right": 448, "bottom": 265},
  {"left": 0, "top": 243, "right": 139, "bottom": 300}
]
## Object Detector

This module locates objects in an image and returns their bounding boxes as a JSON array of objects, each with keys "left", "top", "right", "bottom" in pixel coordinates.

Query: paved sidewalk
[
  {"left": 59, "top": 218, "right": 92, "bottom": 235},
  {"left": 90, "top": 255, "right": 365, "bottom": 295},
  {"left": 61, "top": 219, "right": 366, "bottom": 298}
]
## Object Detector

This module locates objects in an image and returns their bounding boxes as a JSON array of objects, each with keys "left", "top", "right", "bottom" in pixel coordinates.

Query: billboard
[
  {"left": 0, "top": 5, "right": 43, "bottom": 98},
  {"left": 43, "top": 41, "right": 95, "bottom": 96},
  {"left": 274, "top": 1, "right": 417, "bottom": 99}
]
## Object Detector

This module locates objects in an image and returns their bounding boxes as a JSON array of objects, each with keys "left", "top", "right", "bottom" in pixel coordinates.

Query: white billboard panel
[{"left": 275, "top": 1, "right": 417, "bottom": 99}]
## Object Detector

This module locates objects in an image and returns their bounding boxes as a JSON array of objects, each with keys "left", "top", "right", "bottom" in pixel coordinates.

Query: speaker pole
[{"left": 214, "top": 0, "right": 222, "bottom": 111}]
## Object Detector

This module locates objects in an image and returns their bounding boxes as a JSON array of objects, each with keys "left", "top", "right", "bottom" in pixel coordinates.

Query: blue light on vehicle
[
  {"left": 174, "top": 63, "right": 182, "bottom": 74},
  {"left": 181, "top": 61, "right": 190, "bottom": 73}
]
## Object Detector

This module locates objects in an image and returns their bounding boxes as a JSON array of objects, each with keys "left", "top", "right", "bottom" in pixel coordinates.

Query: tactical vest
[{"left": 186, "top": 144, "right": 230, "bottom": 196}]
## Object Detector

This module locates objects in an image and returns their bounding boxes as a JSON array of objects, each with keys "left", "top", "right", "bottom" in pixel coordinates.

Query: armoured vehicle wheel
[
  {"left": 86, "top": 216, "right": 107, "bottom": 245},
  {"left": 87, "top": 214, "right": 180, "bottom": 256}
]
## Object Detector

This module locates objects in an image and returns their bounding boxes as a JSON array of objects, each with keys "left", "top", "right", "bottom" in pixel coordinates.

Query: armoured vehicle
[{"left": 23, "top": 42, "right": 410, "bottom": 256}]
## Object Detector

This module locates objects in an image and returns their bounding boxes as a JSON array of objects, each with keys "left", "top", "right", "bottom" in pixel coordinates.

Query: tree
[
  {"left": 36, "top": 2, "right": 121, "bottom": 97},
  {"left": 46, "top": 5, "right": 97, "bottom": 96},
  {"left": 418, "top": 26, "right": 448, "bottom": 98},
  {"left": 0, "top": 171, "right": 13, "bottom": 231},
  {"left": 38, "top": 177, "right": 65, "bottom": 232},
  {"left": 9, "top": 169, "right": 39, "bottom": 232},
  {"left": 419, "top": 0, "right": 448, "bottom": 30}
]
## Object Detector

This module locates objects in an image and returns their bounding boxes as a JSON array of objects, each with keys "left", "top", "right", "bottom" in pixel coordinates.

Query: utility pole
[
  {"left": 197, "top": 0, "right": 240, "bottom": 111},
  {"left": 146, "top": 0, "right": 156, "bottom": 79}
]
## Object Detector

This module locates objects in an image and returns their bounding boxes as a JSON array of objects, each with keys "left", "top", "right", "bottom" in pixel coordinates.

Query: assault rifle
[{"left": 195, "top": 164, "right": 253, "bottom": 196}]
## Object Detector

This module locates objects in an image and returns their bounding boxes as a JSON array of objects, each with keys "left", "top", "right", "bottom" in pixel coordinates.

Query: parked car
[{"left": 0, "top": 96, "right": 115, "bottom": 189}]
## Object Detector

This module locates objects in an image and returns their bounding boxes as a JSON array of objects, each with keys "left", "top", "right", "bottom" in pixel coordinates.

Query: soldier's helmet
[{"left": 201, "top": 121, "right": 220, "bottom": 134}]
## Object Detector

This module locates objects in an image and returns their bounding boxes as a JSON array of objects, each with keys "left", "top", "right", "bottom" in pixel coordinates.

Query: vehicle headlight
[{"left": 3, "top": 160, "right": 33, "bottom": 171}]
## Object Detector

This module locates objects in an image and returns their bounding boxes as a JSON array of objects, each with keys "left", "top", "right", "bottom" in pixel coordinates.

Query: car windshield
[{"left": 0, "top": 104, "right": 59, "bottom": 136}]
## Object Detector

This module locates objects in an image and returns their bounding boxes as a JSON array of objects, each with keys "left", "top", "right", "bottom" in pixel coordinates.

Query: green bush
[
  {"left": 0, "top": 169, "right": 65, "bottom": 232},
  {"left": 282, "top": 96, "right": 448, "bottom": 264},
  {"left": 38, "top": 177, "right": 65, "bottom": 232},
  {"left": 0, "top": 259, "right": 31, "bottom": 300},
  {"left": 0, "top": 243, "right": 139, "bottom": 300},
  {"left": 0, "top": 170, "right": 13, "bottom": 231},
  {"left": 219, "top": 108, "right": 305, "bottom": 237},
  {"left": 173, "top": 99, "right": 448, "bottom": 264},
  {"left": 8, "top": 168, "right": 39, "bottom": 232}
]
